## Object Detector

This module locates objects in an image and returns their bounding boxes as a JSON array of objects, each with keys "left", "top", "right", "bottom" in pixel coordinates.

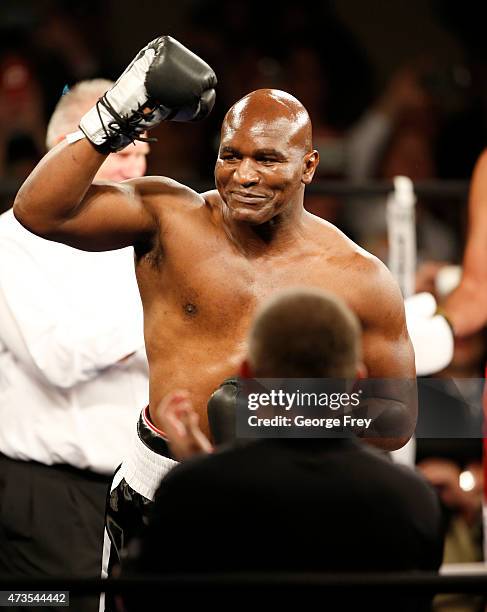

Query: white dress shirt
[{"left": 0, "top": 209, "right": 149, "bottom": 474}]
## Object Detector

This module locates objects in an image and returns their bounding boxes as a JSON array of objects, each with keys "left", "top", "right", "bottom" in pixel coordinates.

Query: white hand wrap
[{"left": 404, "top": 292, "right": 454, "bottom": 376}]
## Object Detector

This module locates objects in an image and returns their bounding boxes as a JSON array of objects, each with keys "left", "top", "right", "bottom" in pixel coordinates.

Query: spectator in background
[
  {"left": 416, "top": 262, "right": 485, "bottom": 445},
  {"left": 184, "top": 0, "right": 374, "bottom": 183},
  {"left": 283, "top": 55, "right": 453, "bottom": 249},
  {"left": 0, "top": 133, "right": 42, "bottom": 214},
  {"left": 433, "top": 1, "right": 487, "bottom": 181},
  {"left": 0, "top": 80, "right": 149, "bottom": 612},
  {"left": 443, "top": 149, "right": 487, "bottom": 337},
  {"left": 0, "top": 45, "right": 45, "bottom": 176},
  {"left": 339, "top": 66, "right": 458, "bottom": 264},
  {"left": 0, "top": 4, "right": 102, "bottom": 174},
  {"left": 282, "top": 43, "right": 344, "bottom": 224},
  {"left": 414, "top": 262, "right": 484, "bottom": 612},
  {"left": 419, "top": 458, "right": 483, "bottom": 612},
  {"left": 419, "top": 462, "right": 484, "bottom": 612},
  {"left": 3, "top": 133, "right": 41, "bottom": 182}
]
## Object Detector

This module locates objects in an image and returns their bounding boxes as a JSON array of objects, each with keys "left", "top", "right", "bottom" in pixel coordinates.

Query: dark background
[
  {"left": 2, "top": 0, "right": 487, "bottom": 259},
  {"left": 1, "top": 0, "right": 485, "bottom": 562}
]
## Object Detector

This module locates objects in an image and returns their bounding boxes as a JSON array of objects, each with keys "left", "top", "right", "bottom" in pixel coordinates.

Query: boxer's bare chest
[
  {"left": 136, "top": 205, "right": 369, "bottom": 421},
  {"left": 136, "top": 212, "right": 358, "bottom": 340}
]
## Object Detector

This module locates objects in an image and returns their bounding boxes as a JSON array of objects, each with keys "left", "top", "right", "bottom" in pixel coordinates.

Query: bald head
[
  {"left": 223, "top": 89, "right": 312, "bottom": 153},
  {"left": 216, "top": 89, "right": 319, "bottom": 224},
  {"left": 248, "top": 288, "right": 362, "bottom": 378}
]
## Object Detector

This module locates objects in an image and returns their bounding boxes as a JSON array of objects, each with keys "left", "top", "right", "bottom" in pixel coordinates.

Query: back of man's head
[
  {"left": 248, "top": 288, "right": 361, "bottom": 378},
  {"left": 46, "top": 79, "right": 113, "bottom": 150}
]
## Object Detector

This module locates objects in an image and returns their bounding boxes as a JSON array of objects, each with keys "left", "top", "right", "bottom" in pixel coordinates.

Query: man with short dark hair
[
  {"left": 247, "top": 287, "right": 361, "bottom": 378},
  {"left": 127, "top": 288, "right": 443, "bottom": 612}
]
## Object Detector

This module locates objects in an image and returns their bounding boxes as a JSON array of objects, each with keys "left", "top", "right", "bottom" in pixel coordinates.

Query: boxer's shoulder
[
  {"left": 309, "top": 214, "right": 377, "bottom": 268},
  {"left": 131, "top": 175, "right": 202, "bottom": 201},
  {"left": 130, "top": 176, "right": 207, "bottom": 216},
  {"left": 201, "top": 189, "right": 233, "bottom": 224},
  {"left": 309, "top": 217, "right": 404, "bottom": 328},
  {"left": 350, "top": 253, "right": 406, "bottom": 333},
  {"left": 201, "top": 189, "right": 224, "bottom": 212}
]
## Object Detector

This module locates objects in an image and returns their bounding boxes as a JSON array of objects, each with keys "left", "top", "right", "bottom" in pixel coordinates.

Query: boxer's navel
[{"left": 183, "top": 302, "right": 198, "bottom": 316}]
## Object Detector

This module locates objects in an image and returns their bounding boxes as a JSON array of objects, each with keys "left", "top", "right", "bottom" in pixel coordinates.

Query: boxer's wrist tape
[
  {"left": 435, "top": 306, "right": 453, "bottom": 332},
  {"left": 68, "top": 127, "right": 113, "bottom": 155},
  {"left": 120, "top": 408, "right": 178, "bottom": 501},
  {"left": 65, "top": 130, "right": 86, "bottom": 144}
]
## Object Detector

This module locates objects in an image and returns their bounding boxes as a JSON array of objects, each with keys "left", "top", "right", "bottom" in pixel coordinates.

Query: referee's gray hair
[{"left": 45, "top": 79, "right": 114, "bottom": 150}]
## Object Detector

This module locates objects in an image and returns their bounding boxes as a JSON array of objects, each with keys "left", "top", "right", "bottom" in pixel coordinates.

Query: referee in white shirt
[{"left": 0, "top": 80, "right": 150, "bottom": 611}]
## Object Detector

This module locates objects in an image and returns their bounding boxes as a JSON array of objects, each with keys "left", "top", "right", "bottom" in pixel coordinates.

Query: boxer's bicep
[
  {"left": 362, "top": 311, "right": 414, "bottom": 379},
  {"left": 48, "top": 176, "right": 202, "bottom": 251},
  {"left": 34, "top": 180, "right": 156, "bottom": 251},
  {"left": 363, "top": 327, "right": 414, "bottom": 379},
  {"left": 360, "top": 279, "right": 417, "bottom": 448},
  {"left": 358, "top": 257, "right": 414, "bottom": 378}
]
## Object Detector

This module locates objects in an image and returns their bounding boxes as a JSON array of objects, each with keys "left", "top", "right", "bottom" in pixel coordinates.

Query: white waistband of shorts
[{"left": 117, "top": 423, "right": 178, "bottom": 501}]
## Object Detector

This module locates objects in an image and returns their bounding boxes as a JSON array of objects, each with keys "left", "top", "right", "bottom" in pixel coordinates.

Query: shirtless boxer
[
  {"left": 13, "top": 35, "right": 415, "bottom": 442},
  {"left": 12, "top": 37, "right": 417, "bottom": 594}
]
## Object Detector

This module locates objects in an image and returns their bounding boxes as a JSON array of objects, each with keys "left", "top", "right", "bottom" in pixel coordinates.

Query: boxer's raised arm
[
  {"left": 14, "top": 36, "right": 216, "bottom": 251},
  {"left": 13, "top": 139, "right": 152, "bottom": 250}
]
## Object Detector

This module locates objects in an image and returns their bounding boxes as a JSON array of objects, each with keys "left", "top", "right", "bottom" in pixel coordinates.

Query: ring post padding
[{"left": 386, "top": 175, "right": 416, "bottom": 300}]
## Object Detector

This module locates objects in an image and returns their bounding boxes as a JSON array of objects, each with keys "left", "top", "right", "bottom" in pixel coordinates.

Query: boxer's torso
[{"left": 135, "top": 189, "right": 379, "bottom": 436}]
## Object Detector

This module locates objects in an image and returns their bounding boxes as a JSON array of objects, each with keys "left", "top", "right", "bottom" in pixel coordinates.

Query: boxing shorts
[{"left": 101, "top": 378, "right": 241, "bottom": 590}]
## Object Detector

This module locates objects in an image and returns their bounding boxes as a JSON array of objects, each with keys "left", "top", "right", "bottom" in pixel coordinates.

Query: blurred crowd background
[
  {"left": 2, "top": 1, "right": 487, "bottom": 226},
  {"left": 1, "top": 0, "right": 486, "bottom": 300},
  {"left": 2, "top": 1, "right": 487, "bottom": 600},
  {"left": 2, "top": 0, "right": 487, "bottom": 269}
]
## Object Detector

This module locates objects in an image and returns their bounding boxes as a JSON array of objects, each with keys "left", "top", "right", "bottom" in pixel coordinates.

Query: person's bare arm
[
  {"left": 14, "top": 36, "right": 216, "bottom": 251},
  {"left": 14, "top": 138, "right": 157, "bottom": 250},
  {"left": 356, "top": 258, "right": 417, "bottom": 450},
  {"left": 444, "top": 149, "right": 487, "bottom": 336}
]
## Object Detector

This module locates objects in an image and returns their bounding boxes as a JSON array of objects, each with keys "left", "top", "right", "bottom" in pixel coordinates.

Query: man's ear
[
  {"left": 239, "top": 359, "right": 254, "bottom": 379},
  {"left": 302, "top": 150, "right": 319, "bottom": 185}
]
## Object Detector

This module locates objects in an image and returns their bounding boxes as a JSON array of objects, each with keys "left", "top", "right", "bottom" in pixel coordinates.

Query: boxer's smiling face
[
  {"left": 215, "top": 90, "right": 318, "bottom": 225},
  {"left": 216, "top": 125, "right": 303, "bottom": 224}
]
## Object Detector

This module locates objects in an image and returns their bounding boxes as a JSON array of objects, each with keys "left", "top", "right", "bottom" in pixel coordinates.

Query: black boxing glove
[
  {"left": 207, "top": 378, "right": 241, "bottom": 445},
  {"left": 79, "top": 36, "right": 216, "bottom": 153}
]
